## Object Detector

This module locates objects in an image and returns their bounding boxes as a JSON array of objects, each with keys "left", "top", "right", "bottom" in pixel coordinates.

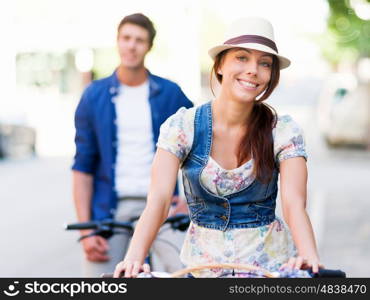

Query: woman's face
[{"left": 217, "top": 48, "right": 273, "bottom": 103}]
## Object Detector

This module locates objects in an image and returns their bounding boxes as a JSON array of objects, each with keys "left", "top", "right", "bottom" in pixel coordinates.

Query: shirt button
[
  {"left": 220, "top": 215, "right": 227, "bottom": 221},
  {"left": 222, "top": 203, "right": 228, "bottom": 208},
  {"left": 109, "top": 87, "right": 116, "bottom": 94}
]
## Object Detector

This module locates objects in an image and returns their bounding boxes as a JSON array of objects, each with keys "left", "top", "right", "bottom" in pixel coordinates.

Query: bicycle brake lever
[
  {"left": 77, "top": 229, "right": 114, "bottom": 241},
  {"left": 78, "top": 231, "right": 98, "bottom": 242}
]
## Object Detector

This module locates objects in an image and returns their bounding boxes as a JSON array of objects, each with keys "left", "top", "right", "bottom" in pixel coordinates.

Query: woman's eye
[
  {"left": 236, "top": 56, "right": 247, "bottom": 61},
  {"left": 260, "top": 62, "right": 272, "bottom": 68}
]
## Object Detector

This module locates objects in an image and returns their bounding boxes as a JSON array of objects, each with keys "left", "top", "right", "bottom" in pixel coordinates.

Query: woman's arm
[
  {"left": 113, "top": 148, "right": 181, "bottom": 278},
  {"left": 279, "top": 157, "right": 322, "bottom": 272}
]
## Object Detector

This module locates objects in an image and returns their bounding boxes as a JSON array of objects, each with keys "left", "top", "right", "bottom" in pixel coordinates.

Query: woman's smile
[{"left": 237, "top": 78, "right": 260, "bottom": 91}]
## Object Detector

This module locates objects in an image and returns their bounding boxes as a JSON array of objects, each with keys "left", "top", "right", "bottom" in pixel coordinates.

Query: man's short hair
[{"left": 117, "top": 13, "right": 156, "bottom": 48}]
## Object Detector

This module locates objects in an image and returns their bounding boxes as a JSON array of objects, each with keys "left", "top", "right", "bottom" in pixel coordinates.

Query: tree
[{"left": 321, "top": 0, "right": 370, "bottom": 68}]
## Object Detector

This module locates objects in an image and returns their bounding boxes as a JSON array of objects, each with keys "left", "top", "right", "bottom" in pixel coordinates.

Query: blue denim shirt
[
  {"left": 181, "top": 102, "right": 278, "bottom": 231},
  {"left": 72, "top": 70, "right": 193, "bottom": 220}
]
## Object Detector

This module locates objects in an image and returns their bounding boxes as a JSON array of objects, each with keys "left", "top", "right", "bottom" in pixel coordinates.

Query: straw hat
[{"left": 208, "top": 17, "right": 290, "bottom": 69}]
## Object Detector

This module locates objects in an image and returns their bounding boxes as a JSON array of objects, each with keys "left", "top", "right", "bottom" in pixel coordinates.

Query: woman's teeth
[{"left": 239, "top": 80, "right": 258, "bottom": 88}]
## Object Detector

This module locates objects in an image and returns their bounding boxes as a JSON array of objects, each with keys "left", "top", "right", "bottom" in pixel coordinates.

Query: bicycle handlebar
[
  {"left": 169, "top": 263, "right": 346, "bottom": 278},
  {"left": 101, "top": 263, "right": 346, "bottom": 278},
  {"left": 65, "top": 219, "right": 134, "bottom": 231},
  {"left": 64, "top": 214, "right": 190, "bottom": 236},
  {"left": 308, "top": 268, "right": 346, "bottom": 278}
]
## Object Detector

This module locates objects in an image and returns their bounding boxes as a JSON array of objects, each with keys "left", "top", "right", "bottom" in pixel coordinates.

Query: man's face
[{"left": 117, "top": 23, "right": 151, "bottom": 69}]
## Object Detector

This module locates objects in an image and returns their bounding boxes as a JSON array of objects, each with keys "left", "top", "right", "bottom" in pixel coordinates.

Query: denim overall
[{"left": 181, "top": 101, "right": 278, "bottom": 231}]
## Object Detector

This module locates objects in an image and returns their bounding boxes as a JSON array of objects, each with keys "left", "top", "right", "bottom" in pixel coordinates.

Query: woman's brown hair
[{"left": 210, "top": 49, "right": 280, "bottom": 183}]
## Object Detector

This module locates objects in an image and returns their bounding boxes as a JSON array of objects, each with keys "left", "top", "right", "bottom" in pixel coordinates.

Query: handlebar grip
[
  {"left": 310, "top": 268, "right": 346, "bottom": 278},
  {"left": 65, "top": 222, "right": 98, "bottom": 230},
  {"left": 65, "top": 221, "right": 133, "bottom": 231}
]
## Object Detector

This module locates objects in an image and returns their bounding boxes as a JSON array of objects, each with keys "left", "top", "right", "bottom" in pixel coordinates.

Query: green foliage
[{"left": 322, "top": 0, "right": 370, "bottom": 65}]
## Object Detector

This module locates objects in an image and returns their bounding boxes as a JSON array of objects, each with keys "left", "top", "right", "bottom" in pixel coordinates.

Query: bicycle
[
  {"left": 66, "top": 215, "right": 345, "bottom": 279},
  {"left": 169, "top": 263, "right": 346, "bottom": 278},
  {"left": 100, "top": 263, "right": 345, "bottom": 278},
  {"left": 65, "top": 213, "right": 190, "bottom": 267}
]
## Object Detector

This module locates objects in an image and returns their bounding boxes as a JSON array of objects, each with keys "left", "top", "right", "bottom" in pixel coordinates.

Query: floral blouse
[{"left": 157, "top": 106, "right": 307, "bottom": 277}]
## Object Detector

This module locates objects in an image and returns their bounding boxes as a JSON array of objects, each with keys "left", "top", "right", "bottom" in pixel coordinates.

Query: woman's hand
[
  {"left": 113, "top": 260, "right": 151, "bottom": 278},
  {"left": 279, "top": 256, "right": 324, "bottom": 273}
]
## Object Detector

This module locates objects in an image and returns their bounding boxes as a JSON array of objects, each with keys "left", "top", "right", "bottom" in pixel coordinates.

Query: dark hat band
[{"left": 224, "top": 34, "right": 278, "bottom": 53}]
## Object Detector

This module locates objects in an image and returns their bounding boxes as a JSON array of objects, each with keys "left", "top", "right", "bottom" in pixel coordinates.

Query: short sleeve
[
  {"left": 156, "top": 106, "right": 196, "bottom": 163},
  {"left": 274, "top": 115, "right": 308, "bottom": 163}
]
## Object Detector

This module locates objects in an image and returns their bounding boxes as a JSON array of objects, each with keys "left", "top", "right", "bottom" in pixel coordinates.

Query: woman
[{"left": 114, "top": 17, "right": 322, "bottom": 278}]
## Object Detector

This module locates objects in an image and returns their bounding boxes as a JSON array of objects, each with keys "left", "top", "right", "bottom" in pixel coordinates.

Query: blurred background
[{"left": 1, "top": 0, "right": 369, "bottom": 277}]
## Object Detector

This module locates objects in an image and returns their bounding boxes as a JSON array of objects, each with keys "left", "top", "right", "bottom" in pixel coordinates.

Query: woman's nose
[{"left": 245, "top": 62, "right": 258, "bottom": 76}]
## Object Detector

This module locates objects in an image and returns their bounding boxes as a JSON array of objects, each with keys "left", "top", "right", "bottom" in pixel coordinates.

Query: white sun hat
[{"left": 208, "top": 17, "right": 291, "bottom": 69}]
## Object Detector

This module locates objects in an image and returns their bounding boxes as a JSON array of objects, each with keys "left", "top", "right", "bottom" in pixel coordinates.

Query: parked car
[
  {"left": 317, "top": 73, "right": 370, "bottom": 147},
  {"left": 0, "top": 122, "right": 36, "bottom": 159}
]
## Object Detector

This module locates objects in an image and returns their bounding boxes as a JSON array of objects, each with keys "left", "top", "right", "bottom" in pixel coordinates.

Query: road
[{"left": 0, "top": 156, "right": 82, "bottom": 277}]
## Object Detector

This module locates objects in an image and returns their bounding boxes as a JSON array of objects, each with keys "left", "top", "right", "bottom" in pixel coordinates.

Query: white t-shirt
[{"left": 114, "top": 81, "right": 154, "bottom": 197}]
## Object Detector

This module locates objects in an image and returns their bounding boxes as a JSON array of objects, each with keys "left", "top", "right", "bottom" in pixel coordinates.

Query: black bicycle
[{"left": 65, "top": 213, "right": 190, "bottom": 267}]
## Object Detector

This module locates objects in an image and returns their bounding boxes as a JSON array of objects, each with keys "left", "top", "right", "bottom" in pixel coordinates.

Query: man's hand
[
  {"left": 80, "top": 231, "right": 110, "bottom": 262},
  {"left": 167, "top": 195, "right": 188, "bottom": 217}
]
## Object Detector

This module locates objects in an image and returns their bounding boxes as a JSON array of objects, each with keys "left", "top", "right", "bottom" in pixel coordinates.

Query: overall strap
[{"left": 189, "top": 101, "right": 213, "bottom": 161}]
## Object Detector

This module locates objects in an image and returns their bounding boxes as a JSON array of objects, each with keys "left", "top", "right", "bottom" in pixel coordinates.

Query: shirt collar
[{"left": 109, "top": 69, "right": 161, "bottom": 97}]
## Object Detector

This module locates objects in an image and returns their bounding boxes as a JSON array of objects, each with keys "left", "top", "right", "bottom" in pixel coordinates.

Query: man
[{"left": 72, "top": 13, "right": 193, "bottom": 277}]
